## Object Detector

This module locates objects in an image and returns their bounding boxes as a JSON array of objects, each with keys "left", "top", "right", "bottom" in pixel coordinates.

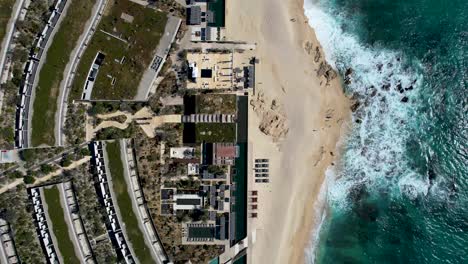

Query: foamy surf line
[
  {"left": 304, "top": 167, "right": 335, "bottom": 264},
  {"left": 303, "top": 0, "right": 424, "bottom": 205},
  {"left": 302, "top": 0, "right": 425, "bottom": 261}
]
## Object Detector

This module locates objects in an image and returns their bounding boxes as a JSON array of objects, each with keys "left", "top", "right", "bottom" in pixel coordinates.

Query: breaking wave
[{"left": 304, "top": 0, "right": 425, "bottom": 209}]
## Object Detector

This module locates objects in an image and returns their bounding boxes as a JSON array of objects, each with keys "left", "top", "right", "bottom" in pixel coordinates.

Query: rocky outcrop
[{"left": 250, "top": 92, "right": 288, "bottom": 142}]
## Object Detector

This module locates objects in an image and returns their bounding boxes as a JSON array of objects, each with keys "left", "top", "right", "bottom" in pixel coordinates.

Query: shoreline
[{"left": 225, "top": 0, "right": 351, "bottom": 263}]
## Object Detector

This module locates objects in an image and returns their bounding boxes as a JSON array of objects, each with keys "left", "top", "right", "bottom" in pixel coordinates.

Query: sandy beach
[{"left": 225, "top": 0, "right": 350, "bottom": 263}]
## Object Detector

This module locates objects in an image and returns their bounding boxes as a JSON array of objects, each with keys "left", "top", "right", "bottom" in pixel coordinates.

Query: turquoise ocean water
[{"left": 303, "top": 0, "right": 468, "bottom": 263}]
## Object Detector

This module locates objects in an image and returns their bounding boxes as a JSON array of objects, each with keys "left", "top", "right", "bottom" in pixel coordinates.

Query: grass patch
[
  {"left": 196, "top": 94, "right": 236, "bottom": 114},
  {"left": 105, "top": 141, "right": 154, "bottom": 264},
  {"left": 30, "top": 0, "right": 95, "bottom": 146},
  {"left": 43, "top": 185, "right": 81, "bottom": 264},
  {"left": 70, "top": 0, "right": 168, "bottom": 100},
  {"left": 0, "top": 0, "right": 15, "bottom": 42},
  {"left": 195, "top": 123, "right": 236, "bottom": 143}
]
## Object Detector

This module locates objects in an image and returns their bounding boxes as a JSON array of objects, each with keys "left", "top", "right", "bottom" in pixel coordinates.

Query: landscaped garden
[{"left": 70, "top": 0, "right": 168, "bottom": 100}]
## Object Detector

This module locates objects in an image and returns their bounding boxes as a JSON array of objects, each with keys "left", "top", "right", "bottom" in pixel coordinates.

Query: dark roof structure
[{"left": 187, "top": 6, "right": 202, "bottom": 25}]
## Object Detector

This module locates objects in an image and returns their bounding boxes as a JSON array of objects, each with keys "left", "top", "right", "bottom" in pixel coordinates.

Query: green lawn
[
  {"left": 0, "top": 0, "right": 15, "bottom": 43},
  {"left": 70, "top": 0, "right": 168, "bottom": 100},
  {"left": 43, "top": 185, "right": 81, "bottom": 264},
  {"left": 105, "top": 141, "right": 154, "bottom": 264},
  {"left": 30, "top": 0, "right": 95, "bottom": 146},
  {"left": 195, "top": 123, "right": 236, "bottom": 143}
]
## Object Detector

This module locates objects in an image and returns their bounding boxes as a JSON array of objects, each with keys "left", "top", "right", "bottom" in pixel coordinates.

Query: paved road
[
  {"left": 135, "top": 16, "right": 182, "bottom": 100},
  {"left": 56, "top": 0, "right": 107, "bottom": 147}
]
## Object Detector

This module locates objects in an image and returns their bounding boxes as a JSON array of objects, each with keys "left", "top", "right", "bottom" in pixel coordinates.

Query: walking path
[
  {"left": 32, "top": 157, "right": 90, "bottom": 186},
  {"left": 56, "top": 0, "right": 107, "bottom": 146},
  {"left": 0, "top": 156, "right": 91, "bottom": 196},
  {"left": 135, "top": 16, "right": 182, "bottom": 100},
  {"left": 86, "top": 107, "right": 181, "bottom": 140}
]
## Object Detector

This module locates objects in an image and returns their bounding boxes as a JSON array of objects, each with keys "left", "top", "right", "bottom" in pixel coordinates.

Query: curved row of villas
[
  {"left": 30, "top": 188, "right": 59, "bottom": 264},
  {"left": 122, "top": 139, "right": 170, "bottom": 263},
  {"left": 15, "top": 0, "right": 67, "bottom": 149},
  {"left": 0, "top": 219, "right": 19, "bottom": 264},
  {"left": 61, "top": 181, "right": 96, "bottom": 263},
  {"left": 91, "top": 141, "right": 135, "bottom": 264}
]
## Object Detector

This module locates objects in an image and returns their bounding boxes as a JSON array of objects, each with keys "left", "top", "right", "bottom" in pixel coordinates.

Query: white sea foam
[
  {"left": 303, "top": 0, "right": 428, "bottom": 260},
  {"left": 304, "top": 0, "right": 425, "bottom": 204},
  {"left": 304, "top": 166, "right": 334, "bottom": 264}
]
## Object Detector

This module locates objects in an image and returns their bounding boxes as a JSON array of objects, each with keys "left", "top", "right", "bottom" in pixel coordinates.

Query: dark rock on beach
[
  {"left": 350, "top": 101, "right": 361, "bottom": 112},
  {"left": 401, "top": 96, "right": 409, "bottom": 103}
]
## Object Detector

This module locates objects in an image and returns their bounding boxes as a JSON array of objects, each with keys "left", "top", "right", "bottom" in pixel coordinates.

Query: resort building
[
  {"left": 90, "top": 141, "right": 135, "bottom": 264},
  {"left": 186, "top": 50, "right": 256, "bottom": 90},
  {"left": 202, "top": 142, "right": 238, "bottom": 165},
  {"left": 173, "top": 193, "right": 204, "bottom": 211},
  {"left": 0, "top": 219, "right": 19, "bottom": 264},
  {"left": 187, "top": 51, "right": 233, "bottom": 89},
  {"left": 170, "top": 147, "right": 196, "bottom": 159},
  {"left": 213, "top": 143, "right": 238, "bottom": 165},
  {"left": 186, "top": 0, "right": 226, "bottom": 42},
  {"left": 29, "top": 188, "right": 59, "bottom": 264}
]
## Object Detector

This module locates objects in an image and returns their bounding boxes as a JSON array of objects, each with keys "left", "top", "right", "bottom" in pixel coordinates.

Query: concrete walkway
[{"left": 135, "top": 16, "right": 182, "bottom": 100}]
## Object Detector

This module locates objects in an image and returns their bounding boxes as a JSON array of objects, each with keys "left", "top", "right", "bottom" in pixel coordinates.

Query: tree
[
  {"left": 61, "top": 156, "right": 72, "bottom": 167},
  {"left": 80, "top": 148, "right": 91, "bottom": 157},
  {"left": 23, "top": 176, "right": 35, "bottom": 184},
  {"left": 7, "top": 171, "right": 24, "bottom": 179},
  {"left": 40, "top": 164, "right": 54, "bottom": 174}
]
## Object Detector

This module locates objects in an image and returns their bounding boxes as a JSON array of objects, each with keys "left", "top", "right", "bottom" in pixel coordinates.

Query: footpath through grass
[
  {"left": 0, "top": 0, "right": 15, "bottom": 43},
  {"left": 43, "top": 185, "right": 81, "bottom": 264},
  {"left": 31, "top": 0, "right": 95, "bottom": 146},
  {"left": 106, "top": 141, "right": 154, "bottom": 264}
]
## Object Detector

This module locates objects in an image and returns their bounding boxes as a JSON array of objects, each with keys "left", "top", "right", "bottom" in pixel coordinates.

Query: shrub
[{"left": 23, "top": 176, "right": 35, "bottom": 184}]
